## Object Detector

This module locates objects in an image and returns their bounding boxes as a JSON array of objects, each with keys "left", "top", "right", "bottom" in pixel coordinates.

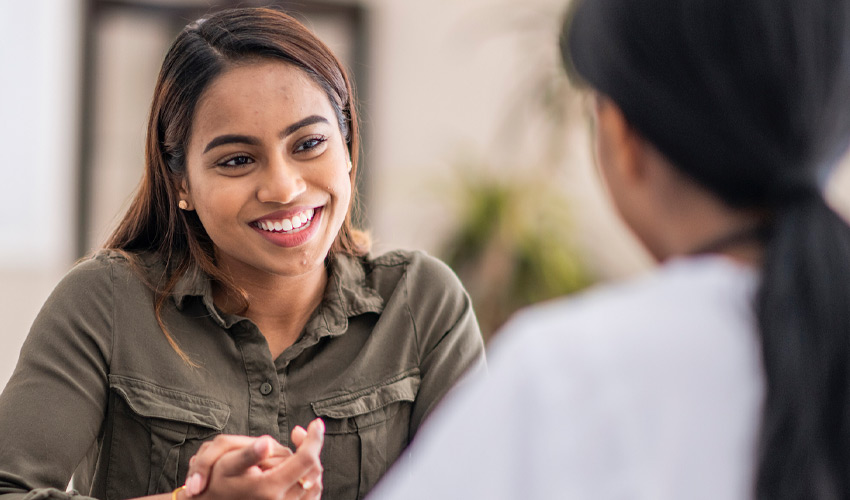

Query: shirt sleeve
[
  {"left": 0, "top": 258, "right": 114, "bottom": 500},
  {"left": 405, "top": 253, "right": 487, "bottom": 436}
]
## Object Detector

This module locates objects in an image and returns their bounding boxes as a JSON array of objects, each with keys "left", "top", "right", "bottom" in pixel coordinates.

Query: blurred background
[{"left": 2, "top": 0, "right": 849, "bottom": 391}]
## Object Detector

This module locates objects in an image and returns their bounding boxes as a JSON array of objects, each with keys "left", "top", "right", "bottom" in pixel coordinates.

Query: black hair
[{"left": 563, "top": 0, "right": 850, "bottom": 497}]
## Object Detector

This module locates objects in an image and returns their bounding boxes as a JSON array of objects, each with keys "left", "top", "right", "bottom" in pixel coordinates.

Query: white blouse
[{"left": 369, "top": 256, "right": 763, "bottom": 500}]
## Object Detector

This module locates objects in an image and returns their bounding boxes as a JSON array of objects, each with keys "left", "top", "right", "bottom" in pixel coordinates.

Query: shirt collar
[
  {"left": 171, "top": 253, "right": 385, "bottom": 334},
  {"left": 310, "top": 253, "right": 385, "bottom": 336}
]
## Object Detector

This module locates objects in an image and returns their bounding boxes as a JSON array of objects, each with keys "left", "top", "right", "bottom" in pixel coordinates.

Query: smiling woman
[
  {"left": 0, "top": 8, "right": 485, "bottom": 500},
  {"left": 177, "top": 60, "right": 356, "bottom": 357}
]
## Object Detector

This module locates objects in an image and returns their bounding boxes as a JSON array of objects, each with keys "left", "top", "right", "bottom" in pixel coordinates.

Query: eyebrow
[
  {"left": 203, "top": 115, "right": 330, "bottom": 154},
  {"left": 280, "top": 115, "right": 329, "bottom": 139},
  {"left": 203, "top": 134, "right": 260, "bottom": 153}
]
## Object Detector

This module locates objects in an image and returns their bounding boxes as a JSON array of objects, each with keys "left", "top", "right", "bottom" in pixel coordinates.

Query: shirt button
[{"left": 260, "top": 382, "right": 273, "bottom": 395}]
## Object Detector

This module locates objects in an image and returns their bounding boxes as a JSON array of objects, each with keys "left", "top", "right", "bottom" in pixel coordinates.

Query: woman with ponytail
[{"left": 369, "top": 0, "right": 850, "bottom": 498}]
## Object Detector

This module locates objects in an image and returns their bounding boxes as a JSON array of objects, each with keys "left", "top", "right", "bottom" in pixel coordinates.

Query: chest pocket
[
  {"left": 311, "top": 370, "right": 421, "bottom": 500},
  {"left": 108, "top": 375, "right": 230, "bottom": 497}
]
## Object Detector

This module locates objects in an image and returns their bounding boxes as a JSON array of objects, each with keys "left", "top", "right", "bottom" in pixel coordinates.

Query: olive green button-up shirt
[{"left": 0, "top": 249, "right": 484, "bottom": 500}]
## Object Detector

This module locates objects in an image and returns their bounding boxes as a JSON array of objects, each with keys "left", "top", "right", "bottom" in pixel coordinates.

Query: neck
[
  {"left": 644, "top": 180, "right": 766, "bottom": 267},
  {"left": 654, "top": 212, "right": 766, "bottom": 266},
  {"left": 214, "top": 263, "right": 328, "bottom": 359},
  {"left": 683, "top": 222, "right": 766, "bottom": 266}
]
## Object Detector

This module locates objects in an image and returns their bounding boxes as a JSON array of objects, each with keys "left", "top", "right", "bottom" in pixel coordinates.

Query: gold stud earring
[{"left": 178, "top": 200, "right": 189, "bottom": 210}]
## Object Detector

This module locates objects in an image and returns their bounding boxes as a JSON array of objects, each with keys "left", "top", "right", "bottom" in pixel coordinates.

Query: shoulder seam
[
  {"left": 401, "top": 259, "right": 422, "bottom": 366},
  {"left": 109, "top": 258, "right": 116, "bottom": 369}
]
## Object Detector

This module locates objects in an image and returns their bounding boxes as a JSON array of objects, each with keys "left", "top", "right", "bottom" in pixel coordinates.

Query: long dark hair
[
  {"left": 106, "top": 7, "right": 369, "bottom": 363},
  {"left": 564, "top": 0, "right": 850, "bottom": 497}
]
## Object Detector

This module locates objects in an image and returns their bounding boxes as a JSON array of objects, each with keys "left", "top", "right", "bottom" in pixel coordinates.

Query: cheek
[
  {"left": 337, "top": 176, "right": 352, "bottom": 205},
  {"left": 191, "top": 184, "right": 242, "bottom": 236},
  {"left": 325, "top": 163, "right": 352, "bottom": 203},
  {"left": 328, "top": 175, "right": 352, "bottom": 225}
]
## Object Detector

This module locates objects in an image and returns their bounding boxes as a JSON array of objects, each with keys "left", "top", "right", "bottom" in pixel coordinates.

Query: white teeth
[{"left": 255, "top": 208, "right": 317, "bottom": 233}]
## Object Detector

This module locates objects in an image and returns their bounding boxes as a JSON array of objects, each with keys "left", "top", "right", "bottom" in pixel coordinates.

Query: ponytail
[{"left": 756, "top": 196, "right": 850, "bottom": 499}]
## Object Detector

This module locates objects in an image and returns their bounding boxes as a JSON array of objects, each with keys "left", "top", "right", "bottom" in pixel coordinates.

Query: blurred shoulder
[{"left": 490, "top": 256, "right": 759, "bottom": 373}]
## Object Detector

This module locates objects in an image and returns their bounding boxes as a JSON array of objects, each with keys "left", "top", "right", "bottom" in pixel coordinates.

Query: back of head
[
  {"left": 565, "top": 0, "right": 850, "bottom": 207},
  {"left": 563, "top": 0, "right": 850, "bottom": 497}
]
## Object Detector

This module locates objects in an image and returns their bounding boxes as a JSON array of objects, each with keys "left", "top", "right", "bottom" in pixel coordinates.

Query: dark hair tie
[{"left": 769, "top": 180, "right": 822, "bottom": 207}]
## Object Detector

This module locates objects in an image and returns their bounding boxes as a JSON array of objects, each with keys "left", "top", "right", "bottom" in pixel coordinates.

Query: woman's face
[{"left": 181, "top": 59, "right": 351, "bottom": 280}]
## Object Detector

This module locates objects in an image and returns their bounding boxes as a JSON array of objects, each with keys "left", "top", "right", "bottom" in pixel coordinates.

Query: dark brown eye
[
  {"left": 219, "top": 155, "right": 254, "bottom": 168},
  {"left": 295, "top": 136, "right": 327, "bottom": 153}
]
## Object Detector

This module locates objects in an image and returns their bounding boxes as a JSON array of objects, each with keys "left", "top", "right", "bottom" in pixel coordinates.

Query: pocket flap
[
  {"left": 109, "top": 374, "right": 230, "bottom": 431},
  {"left": 312, "top": 370, "right": 420, "bottom": 419}
]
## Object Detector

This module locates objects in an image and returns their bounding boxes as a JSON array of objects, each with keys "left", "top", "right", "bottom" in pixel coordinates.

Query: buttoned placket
[
  {"left": 171, "top": 254, "right": 386, "bottom": 446},
  {"left": 271, "top": 309, "right": 336, "bottom": 447},
  {"left": 229, "top": 320, "right": 282, "bottom": 440}
]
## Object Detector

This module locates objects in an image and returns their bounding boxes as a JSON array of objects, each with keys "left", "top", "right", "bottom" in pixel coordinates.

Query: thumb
[
  {"left": 291, "top": 425, "right": 308, "bottom": 448},
  {"left": 215, "top": 436, "right": 273, "bottom": 476},
  {"left": 297, "top": 419, "right": 325, "bottom": 457}
]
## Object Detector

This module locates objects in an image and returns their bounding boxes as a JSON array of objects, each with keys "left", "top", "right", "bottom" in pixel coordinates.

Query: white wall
[
  {"left": 0, "top": 0, "right": 81, "bottom": 388},
  {"left": 362, "top": 0, "right": 650, "bottom": 272}
]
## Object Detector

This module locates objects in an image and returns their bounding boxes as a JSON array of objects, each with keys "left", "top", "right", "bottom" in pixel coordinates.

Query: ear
[
  {"left": 594, "top": 96, "right": 649, "bottom": 185},
  {"left": 176, "top": 177, "right": 195, "bottom": 211}
]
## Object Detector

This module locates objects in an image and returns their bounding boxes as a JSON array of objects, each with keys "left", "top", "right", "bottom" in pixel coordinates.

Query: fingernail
[
  {"left": 316, "top": 418, "right": 325, "bottom": 434},
  {"left": 254, "top": 436, "right": 270, "bottom": 456},
  {"left": 188, "top": 473, "right": 202, "bottom": 496}
]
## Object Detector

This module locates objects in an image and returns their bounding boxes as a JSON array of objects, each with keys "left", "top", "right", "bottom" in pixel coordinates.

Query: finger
[
  {"left": 258, "top": 447, "right": 293, "bottom": 471},
  {"left": 265, "top": 419, "right": 325, "bottom": 487},
  {"left": 290, "top": 425, "right": 307, "bottom": 447},
  {"left": 305, "top": 478, "right": 323, "bottom": 500},
  {"left": 298, "top": 471, "right": 323, "bottom": 500},
  {"left": 296, "top": 466, "right": 323, "bottom": 492},
  {"left": 288, "top": 419, "right": 326, "bottom": 483},
  {"left": 296, "top": 419, "right": 325, "bottom": 457},
  {"left": 285, "top": 472, "right": 321, "bottom": 500},
  {"left": 186, "top": 435, "right": 289, "bottom": 495},
  {"left": 215, "top": 435, "right": 273, "bottom": 477},
  {"left": 186, "top": 435, "right": 261, "bottom": 495}
]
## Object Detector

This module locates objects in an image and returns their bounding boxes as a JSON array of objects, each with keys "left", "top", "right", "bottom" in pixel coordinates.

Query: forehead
[{"left": 191, "top": 59, "right": 335, "bottom": 138}]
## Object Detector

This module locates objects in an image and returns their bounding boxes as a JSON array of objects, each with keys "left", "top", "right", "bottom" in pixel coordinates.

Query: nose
[{"left": 256, "top": 155, "right": 306, "bottom": 204}]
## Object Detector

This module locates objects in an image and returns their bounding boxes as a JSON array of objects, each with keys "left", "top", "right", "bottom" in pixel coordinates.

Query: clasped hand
[{"left": 181, "top": 418, "right": 325, "bottom": 500}]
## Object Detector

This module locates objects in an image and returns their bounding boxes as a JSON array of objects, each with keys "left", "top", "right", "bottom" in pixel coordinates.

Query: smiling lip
[{"left": 250, "top": 206, "right": 323, "bottom": 248}]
